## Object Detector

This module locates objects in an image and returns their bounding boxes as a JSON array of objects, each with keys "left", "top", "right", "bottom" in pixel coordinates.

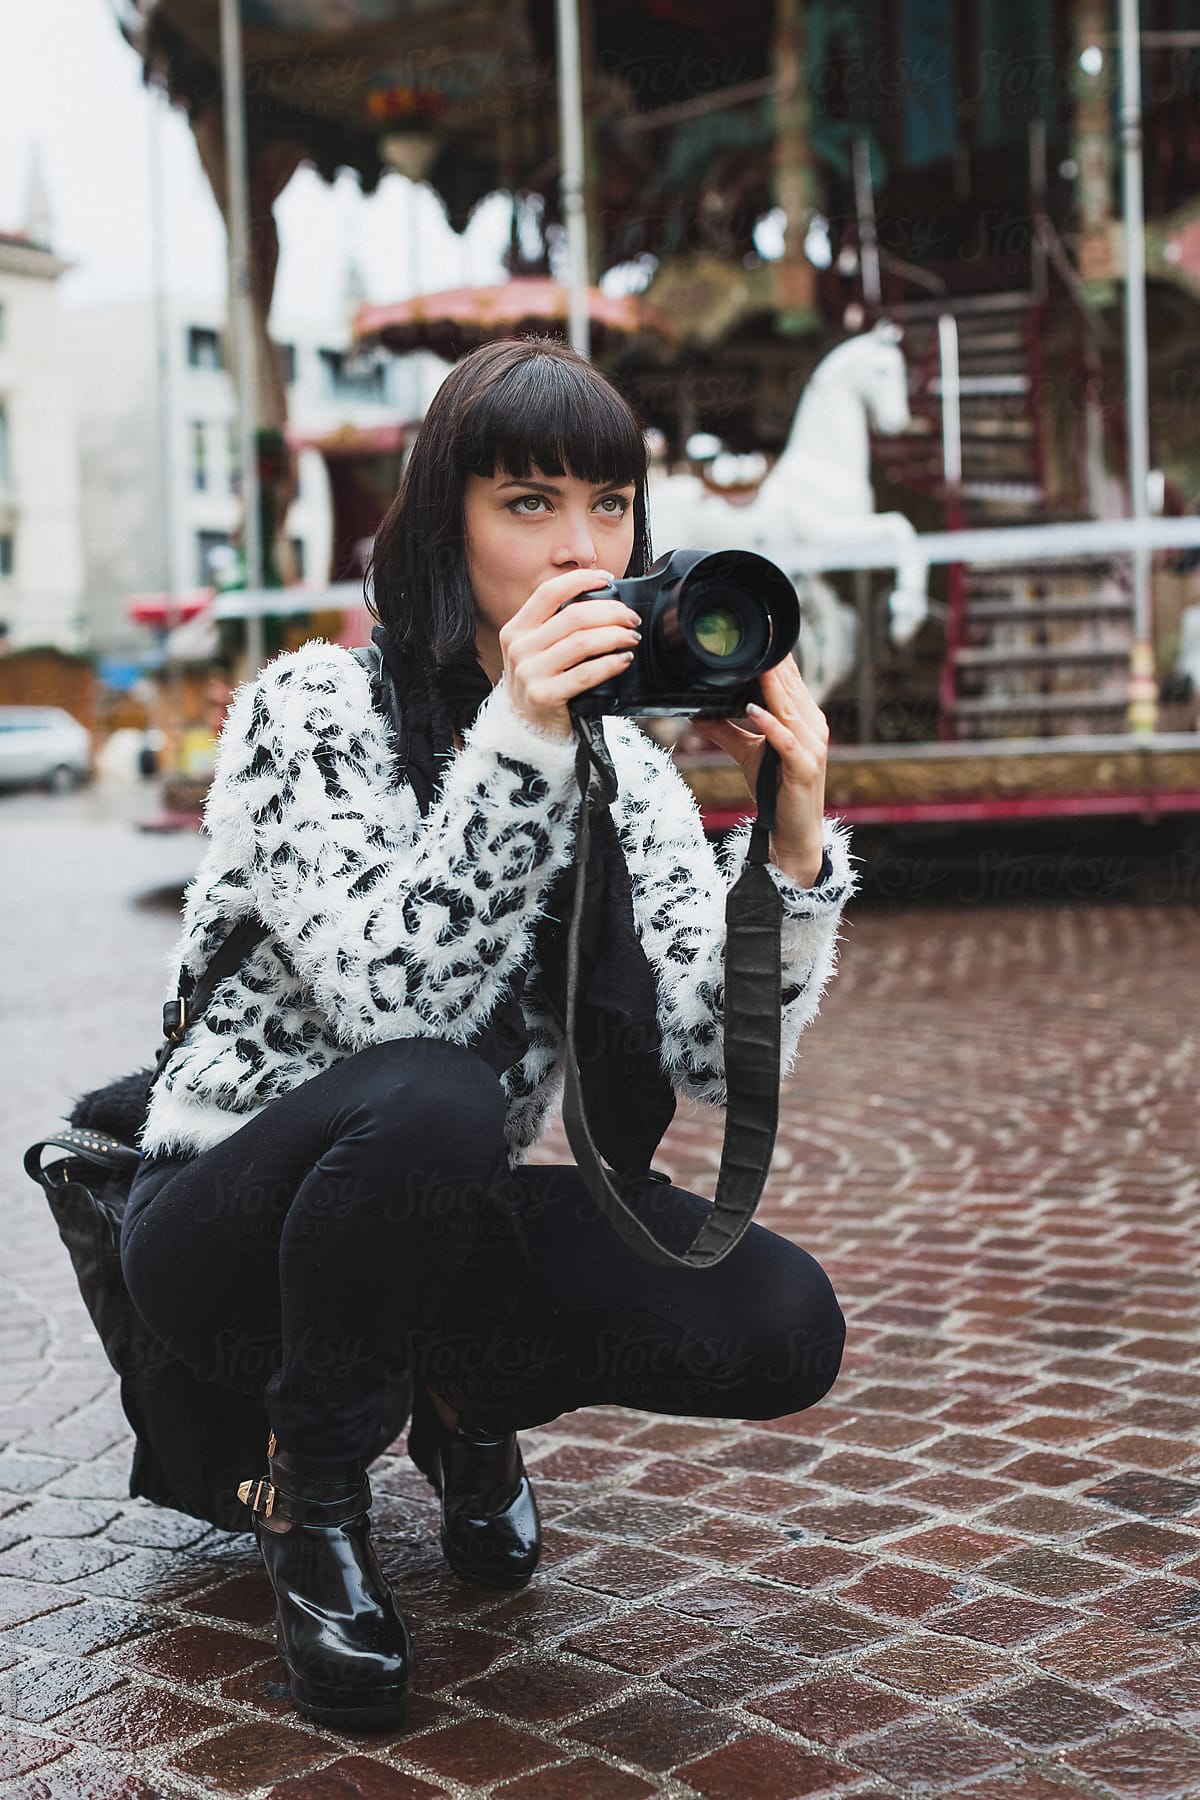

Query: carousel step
[
  {"left": 957, "top": 416, "right": 1036, "bottom": 439},
  {"left": 947, "top": 690, "right": 1130, "bottom": 717},
  {"left": 964, "top": 557, "right": 1124, "bottom": 584},
  {"left": 966, "top": 596, "right": 1134, "bottom": 622},
  {"left": 951, "top": 422, "right": 1034, "bottom": 445},
  {"left": 932, "top": 374, "right": 1030, "bottom": 397},
  {"left": 887, "top": 290, "right": 1034, "bottom": 320},
  {"left": 954, "top": 644, "right": 1132, "bottom": 670},
  {"left": 950, "top": 718, "right": 1133, "bottom": 741},
  {"left": 957, "top": 445, "right": 1042, "bottom": 470},
  {"left": 959, "top": 480, "right": 1045, "bottom": 503}
]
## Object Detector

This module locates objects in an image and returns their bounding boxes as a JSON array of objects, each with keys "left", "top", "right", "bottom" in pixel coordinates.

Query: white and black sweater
[{"left": 138, "top": 638, "right": 861, "bottom": 1165}]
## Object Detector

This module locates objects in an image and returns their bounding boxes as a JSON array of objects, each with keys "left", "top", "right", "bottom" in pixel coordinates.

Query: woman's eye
[{"left": 506, "top": 493, "right": 631, "bottom": 516}]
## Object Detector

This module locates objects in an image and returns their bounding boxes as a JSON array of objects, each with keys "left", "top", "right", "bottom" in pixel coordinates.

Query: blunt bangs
[{"left": 456, "top": 350, "right": 647, "bottom": 491}]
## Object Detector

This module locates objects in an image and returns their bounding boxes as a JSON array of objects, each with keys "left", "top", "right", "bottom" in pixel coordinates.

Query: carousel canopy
[
  {"left": 119, "top": 0, "right": 775, "bottom": 268},
  {"left": 352, "top": 276, "right": 680, "bottom": 362}
]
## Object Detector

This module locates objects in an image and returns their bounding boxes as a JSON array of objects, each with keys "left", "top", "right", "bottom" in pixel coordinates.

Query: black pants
[{"left": 120, "top": 1038, "right": 845, "bottom": 1465}]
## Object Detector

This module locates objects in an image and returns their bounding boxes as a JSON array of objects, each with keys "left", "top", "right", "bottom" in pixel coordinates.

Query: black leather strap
[
  {"left": 560, "top": 718, "right": 783, "bottom": 1268},
  {"left": 352, "top": 641, "right": 406, "bottom": 773},
  {"left": 150, "top": 914, "right": 271, "bottom": 1088},
  {"left": 24, "top": 1130, "right": 144, "bottom": 1187},
  {"left": 235, "top": 1471, "right": 373, "bottom": 1526}
]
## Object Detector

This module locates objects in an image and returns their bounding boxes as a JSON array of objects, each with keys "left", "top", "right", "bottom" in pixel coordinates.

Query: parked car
[{"left": 0, "top": 707, "right": 94, "bottom": 792}]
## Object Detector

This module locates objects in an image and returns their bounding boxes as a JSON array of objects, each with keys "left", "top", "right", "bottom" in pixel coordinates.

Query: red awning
[{"left": 127, "top": 590, "right": 214, "bottom": 626}]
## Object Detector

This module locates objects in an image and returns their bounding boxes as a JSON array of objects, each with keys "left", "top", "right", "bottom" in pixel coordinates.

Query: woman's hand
[
  {"left": 689, "top": 656, "right": 829, "bottom": 888},
  {"left": 500, "top": 570, "right": 643, "bottom": 740}
]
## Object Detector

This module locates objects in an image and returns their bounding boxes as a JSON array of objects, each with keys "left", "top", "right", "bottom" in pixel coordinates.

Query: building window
[
  {"left": 197, "top": 529, "right": 233, "bottom": 586},
  {"left": 0, "top": 401, "right": 8, "bottom": 484},
  {"left": 187, "top": 326, "right": 222, "bottom": 370},
  {"left": 227, "top": 422, "right": 242, "bottom": 495},
  {"left": 191, "top": 420, "right": 208, "bottom": 491},
  {"left": 317, "top": 346, "right": 387, "bottom": 402},
  {"left": 0, "top": 533, "right": 13, "bottom": 577},
  {"left": 275, "top": 341, "right": 297, "bottom": 385}
]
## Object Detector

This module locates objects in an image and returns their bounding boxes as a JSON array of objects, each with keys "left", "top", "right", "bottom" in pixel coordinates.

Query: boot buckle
[{"left": 237, "top": 1475, "right": 276, "bottom": 1518}]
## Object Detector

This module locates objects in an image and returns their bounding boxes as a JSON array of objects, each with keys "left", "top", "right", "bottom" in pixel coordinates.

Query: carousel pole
[
  {"left": 219, "top": 0, "right": 265, "bottom": 674},
  {"left": 852, "top": 135, "right": 881, "bottom": 314},
  {"left": 773, "top": 0, "right": 819, "bottom": 333},
  {"left": 554, "top": 0, "right": 590, "bottom": 357},
  {"left": 405, "top": 181, "right": 432, "bottom": 410},
  {"left": 147, "top": 87, "right": 186, "bottom": 763},
  {"left": 1118, "top": 0, "right": 1157, "bottom": 733}
]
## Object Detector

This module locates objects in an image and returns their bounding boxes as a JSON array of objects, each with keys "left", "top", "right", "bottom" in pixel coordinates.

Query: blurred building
[
  {"left": 0, "top": 228, "right": 86, "bottom": 652},
  {"left": 67, "top": 293, "right": 432, "bottom": 659}
]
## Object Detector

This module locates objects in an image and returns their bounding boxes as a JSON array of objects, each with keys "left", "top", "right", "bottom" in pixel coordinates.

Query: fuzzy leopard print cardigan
[{"left": 138, "top": 638, "right": 862, "bottom": 1164}]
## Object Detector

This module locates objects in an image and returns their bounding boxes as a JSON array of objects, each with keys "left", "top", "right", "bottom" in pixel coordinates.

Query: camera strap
[{"left": 561, "top": 714, "right": 783, "bottom": 1268}]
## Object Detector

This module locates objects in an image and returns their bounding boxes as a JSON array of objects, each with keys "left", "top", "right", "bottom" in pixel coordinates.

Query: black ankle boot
[
  {"left": 406, "top": 1385, "right": 541, "bottom": 1589},
  {"left": 237, "top": 1431, "right": 412, "bottom": 1731}
]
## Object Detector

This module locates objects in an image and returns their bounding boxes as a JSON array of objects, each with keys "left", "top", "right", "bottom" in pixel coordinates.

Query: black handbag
[
  {"left": 22, "top": 1119, "right": 384, "bottom": 1534},
  {"left": 22, "top": 646, "right": 411, "bottom": 1531}
]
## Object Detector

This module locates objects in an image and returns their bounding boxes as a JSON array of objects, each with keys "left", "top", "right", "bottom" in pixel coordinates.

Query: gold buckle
[{"left": 236, "top": 1476, "right": 275, "bottom": 1517}]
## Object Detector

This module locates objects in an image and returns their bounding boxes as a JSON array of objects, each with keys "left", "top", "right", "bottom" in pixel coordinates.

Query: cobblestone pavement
[{"left": 3, "top": 784, "right": 1200, "bottom": 1798}]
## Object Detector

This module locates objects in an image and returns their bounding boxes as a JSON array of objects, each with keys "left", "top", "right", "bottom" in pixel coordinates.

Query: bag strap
[
  {"left": 351, "top": 641, "right": 402, "bottom": 753},
  {"left": 150, "top": 913, "right": 271, "bottom": 1088},
  {"left": 147, "top": 646, "right": 384, "bottom": 1095},
  {"left": 24, "top": 1129, "right": 143, "bottom": 1187},
  {"left": 23, "top": 648, "right": 389, "bottom": 1189}
]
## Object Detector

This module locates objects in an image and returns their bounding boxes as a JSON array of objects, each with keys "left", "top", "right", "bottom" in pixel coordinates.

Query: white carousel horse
[{"left": 647, "top": 319, "right": 930, "bottom": 703}]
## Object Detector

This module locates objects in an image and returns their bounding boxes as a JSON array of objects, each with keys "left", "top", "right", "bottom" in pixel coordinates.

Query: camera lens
[
  {"left": 615, "top": 547, "right": 799, "bottom": 713},
  {"left": 692, "top": 605, "right": 744, "bottom": 659}
]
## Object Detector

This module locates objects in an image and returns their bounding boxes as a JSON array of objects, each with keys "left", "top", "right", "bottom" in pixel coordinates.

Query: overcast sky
[{"left": 0, "top": 0, "right": 516, "bottom": 325}]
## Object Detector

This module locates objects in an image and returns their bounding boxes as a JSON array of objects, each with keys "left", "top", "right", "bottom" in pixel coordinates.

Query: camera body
[{"left": 561, "top": 547, "right": 801, "bottom": 719}]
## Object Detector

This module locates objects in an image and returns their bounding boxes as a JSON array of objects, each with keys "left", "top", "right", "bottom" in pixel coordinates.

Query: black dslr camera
[{"left": 561, "top": 547, "right": 801, "bottom": 720}]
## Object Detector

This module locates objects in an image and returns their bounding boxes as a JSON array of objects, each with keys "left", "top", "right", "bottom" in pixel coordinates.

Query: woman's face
[{"left": 462, "top": 463, "right": 637, "bottom": 683}]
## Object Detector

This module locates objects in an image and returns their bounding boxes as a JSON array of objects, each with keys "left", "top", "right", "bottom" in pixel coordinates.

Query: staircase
[
  {"left": 947, "top": 558, "right": 1135, "bottom": 739},
  {"left": 871, "top": 292, "right": 1136, "bottom": 741}
]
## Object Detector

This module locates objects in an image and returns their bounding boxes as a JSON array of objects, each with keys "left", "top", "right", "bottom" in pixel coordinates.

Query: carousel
[{"left": 120, "top": 0, "right": 1200, "bottom": 834}]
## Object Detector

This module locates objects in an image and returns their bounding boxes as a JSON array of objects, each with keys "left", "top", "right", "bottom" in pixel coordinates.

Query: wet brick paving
[{"left": 3, "top": 787, "right": 1200, "bottom": 1797}]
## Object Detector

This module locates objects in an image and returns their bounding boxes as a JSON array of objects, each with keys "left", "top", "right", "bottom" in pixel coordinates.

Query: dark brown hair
[{"left": 365, "top": 335, "right": 652, "bottom": 665}]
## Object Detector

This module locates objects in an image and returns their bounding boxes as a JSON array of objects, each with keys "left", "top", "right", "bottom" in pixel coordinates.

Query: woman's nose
[{"left": 555, "top": 518, "right": 600, "bottom": 569}]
